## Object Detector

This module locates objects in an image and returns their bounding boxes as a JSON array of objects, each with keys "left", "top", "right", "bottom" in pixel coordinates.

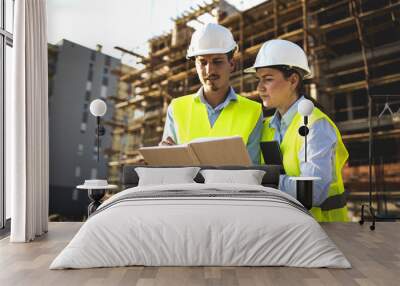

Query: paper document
[{"left": 138, "top": 136, "right": 252, "bottom": 166}]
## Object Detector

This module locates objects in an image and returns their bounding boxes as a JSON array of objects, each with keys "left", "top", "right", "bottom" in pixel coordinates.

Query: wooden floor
[{"left": 0, "top": 222, "right": 399, "bottom": 286}]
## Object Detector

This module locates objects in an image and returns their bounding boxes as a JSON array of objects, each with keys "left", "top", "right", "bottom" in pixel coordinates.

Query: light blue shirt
[
  {"left": 162, "top": 87, "right": 263, "bottom": 165},
  {"left": 269, "top": 96, "right": 337, "bottom": 206}
]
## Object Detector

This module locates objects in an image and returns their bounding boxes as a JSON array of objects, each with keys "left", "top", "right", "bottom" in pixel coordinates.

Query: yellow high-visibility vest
[
  {"left": 261, "top": 107, "right": 349, "bottom": 222},
  {"left": 172, "top": 94, "right": 262, "bottom": 144}
]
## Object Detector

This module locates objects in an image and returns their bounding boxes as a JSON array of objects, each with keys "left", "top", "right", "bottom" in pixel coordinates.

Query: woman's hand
[{"left": 159, "top": 136, "right": 176, "bottom": 146}]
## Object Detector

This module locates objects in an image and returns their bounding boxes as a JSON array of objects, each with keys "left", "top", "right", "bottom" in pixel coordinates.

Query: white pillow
[
  {"left": 135, "top": 167, "right": 200, "bottom": 186},
  {"left": 200, "top": 169, "right": 266, "bottom": 185}
]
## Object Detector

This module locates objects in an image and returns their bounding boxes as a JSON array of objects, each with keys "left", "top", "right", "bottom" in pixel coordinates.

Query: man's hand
[{"left": 159, "top": 136, "right": 176, "bottom": 146}]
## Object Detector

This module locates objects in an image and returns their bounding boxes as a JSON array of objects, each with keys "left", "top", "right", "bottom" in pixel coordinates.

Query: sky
[{"left": 47, "top": 0, "right": 265, "bottom": 66}]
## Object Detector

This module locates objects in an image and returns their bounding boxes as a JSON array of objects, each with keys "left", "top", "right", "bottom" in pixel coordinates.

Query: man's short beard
[
  {"left": 204, "top": 82, "right": 219, "bottom": 92},
  {"left": 210, "top": 85, "right": 219, "bottom": 91}
]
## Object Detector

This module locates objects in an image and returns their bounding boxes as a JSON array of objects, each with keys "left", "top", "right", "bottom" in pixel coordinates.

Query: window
[
  {"left": 75, "top": 166, "right": 81, "bottom": 177},
  {"left": 90, "top": 168, "right": 97, "bottom": 179},
  {"left": 100, "top": 85, "right": 107, "bottom": 98},
  {"left": 86, "top": 81, "right": 92, "bottom": 91},
  {"left": 77, "top": 144, "right": 84, "bottom": 156},
  {"left": 80, "top": 122, "right": 87, "bottom": 133},
  {"left": 105, "top": 55, "right": 110, "bottom": 66},
  {"left": 102, "top": 76, "right": 108, "bottom": 86},
  {"left": 84, "top": 90, "right": 91, "bottom": 101},
  {"left": 81, "top": 112, "right": 88, "bottom": 130},
  {"left": 90, "top": 51, "right": 96, "bottom": 62},
  {"left": 87, "top": 68, "right": 93, "bottom": 81},
  {"left": 1, "top": 0, "right": 14, "bottom": 230}
]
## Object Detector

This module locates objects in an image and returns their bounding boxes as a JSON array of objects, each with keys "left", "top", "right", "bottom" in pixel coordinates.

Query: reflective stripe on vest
[
  {"left": 261, "top": 107, "right": 349, "bottom": 222},
  {"left": 172, "top": 94, "right": 262, "bottom": 144},
  {"left": 320, "top": 193, "right": 347, "bottom": 211}
]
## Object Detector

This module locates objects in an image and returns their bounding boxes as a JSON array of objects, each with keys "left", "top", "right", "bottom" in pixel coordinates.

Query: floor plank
[{"left": 0, "top": 222, "right": 399, "bottom": 286}]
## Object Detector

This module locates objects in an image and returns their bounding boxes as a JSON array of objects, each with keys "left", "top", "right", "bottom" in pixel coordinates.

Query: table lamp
[
  {"left": 89, "top": 99, "right": 107, "bottom": 162},
  {"left": 78, "top": 99, "right": 111, "bottom": 216},
  {"left": 289, "top": 99, "right": 320, "bottom": 210}
]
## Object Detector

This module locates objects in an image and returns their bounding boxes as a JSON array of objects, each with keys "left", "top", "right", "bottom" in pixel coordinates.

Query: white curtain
[{"left": 6, "top": 0, "right": 49, "bottom": 242}]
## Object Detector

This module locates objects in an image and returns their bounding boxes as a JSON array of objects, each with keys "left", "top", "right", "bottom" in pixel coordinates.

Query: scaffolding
[{"left": 108, "top": 0, "right": 400, "bottom": 217}]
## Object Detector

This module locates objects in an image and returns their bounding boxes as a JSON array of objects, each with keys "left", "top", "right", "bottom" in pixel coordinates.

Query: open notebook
[{"left": 138, "top": 136, "right": 252, "bottom": 166}]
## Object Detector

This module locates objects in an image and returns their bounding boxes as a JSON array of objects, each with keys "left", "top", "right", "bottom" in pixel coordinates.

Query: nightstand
[{"left": 77, "top": 180, "right": 118, "bottom": 216}]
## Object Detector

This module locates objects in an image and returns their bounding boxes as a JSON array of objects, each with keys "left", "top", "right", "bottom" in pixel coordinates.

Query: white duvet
[{"left": 50, "top": 183, "right": 351, "bottom": 269}]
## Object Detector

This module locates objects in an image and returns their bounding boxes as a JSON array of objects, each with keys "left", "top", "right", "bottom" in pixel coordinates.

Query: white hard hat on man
[
  {"left": 187, "top": 23, "right": 238, "bottom": 58},
  {"left": 244, "top": 39, "right": 312, "bottom": 79}
]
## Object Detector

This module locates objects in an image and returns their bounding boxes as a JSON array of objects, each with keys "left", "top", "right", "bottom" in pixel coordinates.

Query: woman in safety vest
[{"left": 245, "top": 39, "right": 349, "bottom": 222}]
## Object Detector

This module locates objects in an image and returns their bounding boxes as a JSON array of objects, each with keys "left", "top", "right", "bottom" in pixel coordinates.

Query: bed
[{"left": 50, "top": 165, "right": 351, "bottom": 269}]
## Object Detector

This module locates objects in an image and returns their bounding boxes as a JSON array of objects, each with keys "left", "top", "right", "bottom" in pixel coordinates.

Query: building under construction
[{"left": 106, "top": 0, "right": 400, "bottom": 219}]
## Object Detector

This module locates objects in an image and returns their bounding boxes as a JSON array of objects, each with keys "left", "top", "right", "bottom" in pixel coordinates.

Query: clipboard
[
  {"left": 139, "top": 136, "right": 252, "bottom": 166},
  {"left": 260, "top": 141, "right": 285, "bottom": 173}
]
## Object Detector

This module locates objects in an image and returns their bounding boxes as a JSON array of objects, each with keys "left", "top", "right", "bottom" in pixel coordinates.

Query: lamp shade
[
  {"left": 298, "top": 99, "right": 314, "bottom": 116},
  {"left": 90, "top": 99, "right": 107, "bottom": 117}
]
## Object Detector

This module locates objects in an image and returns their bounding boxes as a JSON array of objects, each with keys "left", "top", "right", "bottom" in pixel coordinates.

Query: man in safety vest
[
  {"left": 245, "top": 39, "right": 349, "bottom": 222},
  {"left": 160, "top": 23, "right": 263, "bottom": 164}
]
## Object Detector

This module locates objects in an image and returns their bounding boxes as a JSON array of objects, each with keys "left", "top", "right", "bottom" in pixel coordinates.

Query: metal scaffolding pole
[{"left": 350, "top": 0, "right": 376, "bottom": 230}]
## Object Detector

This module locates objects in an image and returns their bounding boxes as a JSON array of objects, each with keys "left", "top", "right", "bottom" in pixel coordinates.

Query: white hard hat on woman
[{"left": 245, "top": 39, "right": 312, "bottom": 79}]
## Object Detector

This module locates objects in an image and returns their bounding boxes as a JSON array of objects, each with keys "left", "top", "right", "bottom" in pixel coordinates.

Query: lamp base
[
  {"left": 290, "top": 177, "right": 320, "bottom": 210},
  {"left": 88, "top": 189, "right": 106, "bottom": 216}
]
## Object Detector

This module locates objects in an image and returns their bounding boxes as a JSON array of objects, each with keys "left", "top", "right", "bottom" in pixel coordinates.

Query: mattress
[{"left": 50, "top": 183, "right": 351, "bottom": 269}]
